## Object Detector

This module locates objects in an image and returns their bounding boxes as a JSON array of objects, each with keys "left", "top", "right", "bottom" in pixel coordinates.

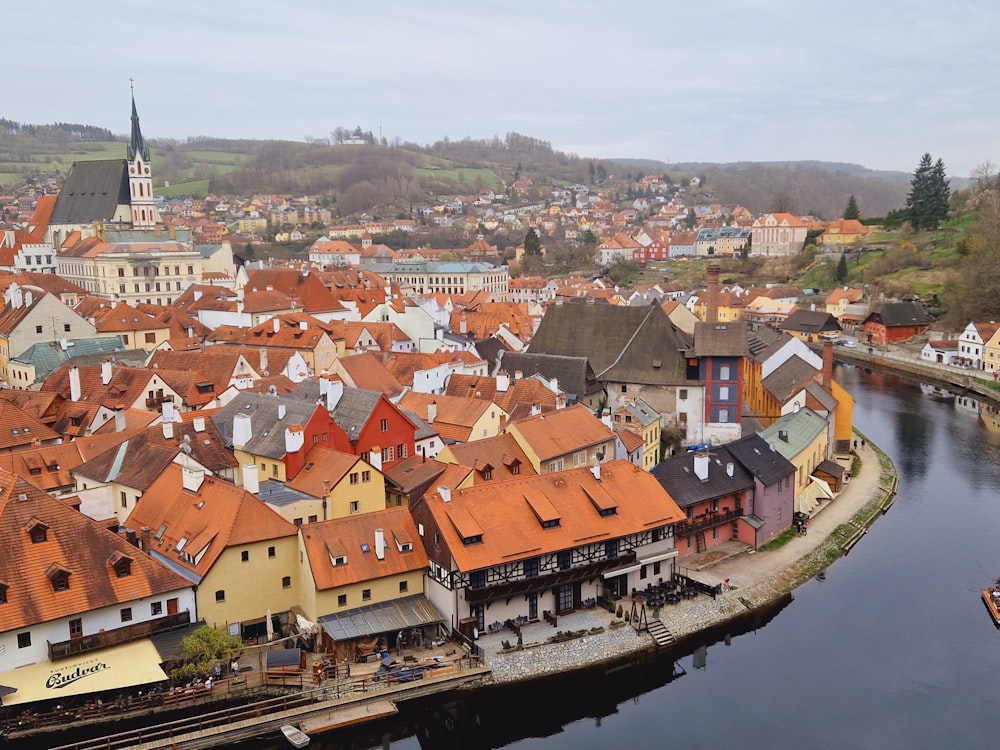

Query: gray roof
[
  {"left": 399, "top": 407, "right": 437, "bottom": 440},
  {"left": 317, "top": 594, "right": 445, "bottom": 641},
  {"left": 288, "top": 380, "right": 384, "bottom": 437},
  {"left": 691, "top": 321, "right": 750, "bottom": 357},
  {"left": 762, "top": 355, "right": 820, "bottom": 403},
  {"left": 725, "top": 433, "right": 796, "bottom": 487},
  {"left": 746, "top": 326, "right": 791, "bottom": 363},
  {"left": 528, "top": 302, "right": 695, "bottom": 386},
  {"left": 650, "top": 447, "right": 755, "bottom": 509},
  {"left": 258, "top": 478, "right": 317, "bottom": 505},
  {"left": 49, "top": 159, "right": 130, "bottom": 226},
  {"left": 781, "top": 309, "right": 841, "bottom": 334},
  {"left": 498, "top": 351, "right": 604, "bottom": 401},
  {"left": 211, "top": 392, "right": 320, "bottom": 459},
  {"left": 803, "top": 381, "right": 839, "bottom": 413},
  {"left": 867, "top": 301, "right": 931, "bottom": 327}
]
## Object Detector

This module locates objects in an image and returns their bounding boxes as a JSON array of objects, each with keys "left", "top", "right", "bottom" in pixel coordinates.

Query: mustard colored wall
[
  {"left": 831, "top": 380, "right": 855, "bottom": 451},
  {"left": 327, "top": 462, "right": 386, "bottom": 518},
  {"left": 504, "top": 424, "right": 544, "bottom": 473},
  {"left": 791, "top": 429, "right": 829, "bottom": 494},
  {"left": 311, "top": 572, "right": 426, "bottom": 620},
  {"left": 197, "top": 536, "right": 298, "bottom": 630},
  {"left": 235, "top": 448, "right": 287, "bottom": 484},
  {"left": 267, "top": 497, "right": 327, "bottom": 526}
]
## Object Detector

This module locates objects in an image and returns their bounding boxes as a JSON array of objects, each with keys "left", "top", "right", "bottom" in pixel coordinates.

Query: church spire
[{"left": 127, "top": 82, "right": 149, "bottom": 162}]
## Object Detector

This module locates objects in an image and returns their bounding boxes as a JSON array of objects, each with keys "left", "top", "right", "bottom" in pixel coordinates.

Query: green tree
[
  {"left": 170, "top": 626, "right": 244, "bottom": 684},
  {"left": 836, "top": 252, "right": 849, "bottom": 283},
  {"left": 523, "top": 228, "right": 542, "bottom": 256},
  {"left": 906, "top": 153, "right": 951, "bottom": 230},
  {"left": 843, "top": 194, "right": 860, "bottom": 220}
]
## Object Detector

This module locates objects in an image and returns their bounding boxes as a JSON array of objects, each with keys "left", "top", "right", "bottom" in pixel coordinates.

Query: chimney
[
  {"left": 182, "top": 464, "right": 205, "bottom": 493},
  {"left": 459, "top": 314, "right": 468, "bottom": 334},
  {"left": 273, "top": 317, "right": 280, "bottom": 333},
  {"left": 114, "top": 404, "right": 127, "bottom": 432},
  {"left": 193, "top": 415, "right": 205, "bottom": 432},
  {"left": 299, "top": 319, "right": 307, "bottom": 330},
  {"left": 69, "top": 365, "right": 81, "bottom": 402},
  {"left": 556, "top": 392, "right": 567, "bottom": 410},
  {"left": 284, "top": 424, "right": 304, "bottom": 454},
  {"left": 24, "top": 290, "right": 32, "bottom": 307},
  {"left": 530, "top": 403, "right": 542, "bottom": 416},
  {"left": 822, "top": 340, "right": 834, "bottom": 394},
  {"left": 232, "top": 412, "right": 253, "bottom": 448},
  {"left": 549, "top": 377, "right": 559, "bottom": 394},
  {"left": 427, "top": 400, "right": 437, "bottom": 424},
  {"left": 374, "top": 528, "right": 385, "bottom": 560},
  {"left": 162, "top": 398, "right": 175, "bottom": 424},
  {"left": 242, "top": 463, "right": 260, "bottom": 494},
  {"left": 590, "top": 461, "right": 601, "bottom": 481},
  {"left": 496, "top": 370, "right": 510, "bottom": 392},
  {"left": 277, "top": 403, "right": 287, "bottom": 420},
  {"left": 779, "top": 429, "right": 789, "bottom": 442},
  {"left": 726, "top": 461, "right": 734, "bottom": 477},
  {"left": 601, "top": 408, "right": 612, "bottom": 428},
  {"left": 694, "top": 453, "right": 709, "bottom": 481},
  {"left": 368, "top": 446, "right": 383, "bottom": 471},
  {"left": 259, "top": 348, "right": 268, "bottom": 374},
  {"left": 514, "top": 370, "right": 523, "bottom": 380},
  {"left": 328, "top": 375, "right": 344, "bottom": 411},
  {"left": 140, "top": 526, "right": 152, "bottom": 554},
  {"left": 101, "top": 359, "right": 113, "bottom": 386},
  {"left": 706, "top": 264, "right": 720, "bottom": 324},
  {"left": 162, "top": 421, "right": 174, "bottom": 439},
  {"left": 438, "top": 485, "right": 452, "bottom": 503}
]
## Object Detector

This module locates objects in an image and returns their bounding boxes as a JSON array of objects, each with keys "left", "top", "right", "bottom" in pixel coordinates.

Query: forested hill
[{"left": 0, "top": 121, "right": 912, "bottom": 219}]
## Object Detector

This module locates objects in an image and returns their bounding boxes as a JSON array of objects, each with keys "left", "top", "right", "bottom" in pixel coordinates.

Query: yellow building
[
  {"left": 124, "top": 462, "right": 300, "bottom": 633},
  {"left": 505, "top": 403, "right": 616, "bottom": 474},
  {"left": 759, "top": 407, "right": 830, "bottom": 504},
  {"left": 283, "top": 447, "right": 386, "bottom": 521}
]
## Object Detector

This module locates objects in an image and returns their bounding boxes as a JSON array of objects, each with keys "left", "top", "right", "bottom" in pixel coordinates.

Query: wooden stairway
[{"left": 646, "top": 617, "right": 675, "bottom": 647}]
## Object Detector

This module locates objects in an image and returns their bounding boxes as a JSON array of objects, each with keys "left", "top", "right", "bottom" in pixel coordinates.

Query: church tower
[{"left": 126, "top": 91, "right": 160, "bottom": 229}]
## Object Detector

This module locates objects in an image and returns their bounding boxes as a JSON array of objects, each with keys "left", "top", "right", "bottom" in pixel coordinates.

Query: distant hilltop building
[
  {"left": 40, "top": 93, "right": 234, "bottom": 304},
  {"left": 46, "top": 93, "right": 161, "bottom": 247}
]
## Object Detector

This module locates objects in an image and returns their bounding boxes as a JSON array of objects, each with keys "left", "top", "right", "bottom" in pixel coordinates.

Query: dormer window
[
  {"left": 46, "top": 564, "right": 71, "bottom": 592},
  {"left": 108, "top": 551, "right": 133, "bottom": 578},
  {"left": 26, "top": 519, "right": 48, "bottom": 544}
]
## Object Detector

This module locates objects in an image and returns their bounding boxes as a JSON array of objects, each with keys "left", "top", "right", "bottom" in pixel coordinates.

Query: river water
[{"left": 49, "top": 365, "right": 1000, "bottom": 750}]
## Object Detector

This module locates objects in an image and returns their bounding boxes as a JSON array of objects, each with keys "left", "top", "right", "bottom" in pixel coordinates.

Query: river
[{"left": 56, "top": 366, "right": 1000, "bottom": 749}]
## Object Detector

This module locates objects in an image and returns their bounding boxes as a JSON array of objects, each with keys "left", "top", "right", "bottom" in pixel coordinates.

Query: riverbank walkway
[{"left": 479, "top": 436, "right": 894, "bottom": 682}]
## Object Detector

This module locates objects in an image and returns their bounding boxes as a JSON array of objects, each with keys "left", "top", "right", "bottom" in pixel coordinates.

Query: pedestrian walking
[
  {"left": 861, "top": 438, "right": 865, "bottom": 448},
  {"left": 213, "top": 662, "right": 222, "bottom": 681},
  {"left": 231, "top": 659, "right": 239, "bottom": 679}
]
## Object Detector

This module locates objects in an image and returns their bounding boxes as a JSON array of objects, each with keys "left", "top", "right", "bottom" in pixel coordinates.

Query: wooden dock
[{"left": 47, "top": 664, "right": 491, "bottom": 750}]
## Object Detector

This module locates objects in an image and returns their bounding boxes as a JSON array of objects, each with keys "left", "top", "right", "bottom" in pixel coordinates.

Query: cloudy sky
[{"left": 6, "top": 0, "right": 998, "bottom": 177}]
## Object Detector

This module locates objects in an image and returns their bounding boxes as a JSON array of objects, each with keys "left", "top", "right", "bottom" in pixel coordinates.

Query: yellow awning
[{"left": 0, "top": 639, "right": 167, "bottom": 707}]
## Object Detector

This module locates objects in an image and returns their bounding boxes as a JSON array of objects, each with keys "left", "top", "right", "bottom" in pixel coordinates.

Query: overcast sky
[{"left": 6, "top": 0, "right": 998, "bottom": 178}]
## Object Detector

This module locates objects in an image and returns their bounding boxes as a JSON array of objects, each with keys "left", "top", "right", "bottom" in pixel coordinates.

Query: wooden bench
[{"left": 543, "top": 610, "right": 558, "bottom": 627}]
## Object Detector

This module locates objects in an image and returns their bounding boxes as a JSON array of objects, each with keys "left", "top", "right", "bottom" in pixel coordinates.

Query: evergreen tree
[
  {"left": 907, "top": 153, "right": 951, "bottom": 230},
  {"left": 843, "top": 194, "right": 860, "bottom": 220},
  {"left": 836, "top": 252, "right": 848, "bottom": 283},
  {"left": 523, "top": 228, "right": 542, "bottom": 256}
]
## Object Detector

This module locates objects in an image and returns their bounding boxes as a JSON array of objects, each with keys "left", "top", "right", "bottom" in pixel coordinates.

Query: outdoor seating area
[{"left": 633, "top": 577, "right": 700, "bottom": 608}]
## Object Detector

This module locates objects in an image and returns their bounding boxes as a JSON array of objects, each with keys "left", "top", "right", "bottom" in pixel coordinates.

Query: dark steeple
[{"left": 127, "top": 88, "right": 149, "bottom": 162}]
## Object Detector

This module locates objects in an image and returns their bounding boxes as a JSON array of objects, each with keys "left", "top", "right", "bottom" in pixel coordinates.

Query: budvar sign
[{"left": 45, "top": 660, "right": 110, "bottom": 690}]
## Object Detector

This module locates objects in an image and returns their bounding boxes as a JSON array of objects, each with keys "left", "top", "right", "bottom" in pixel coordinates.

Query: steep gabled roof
[
  {"left": 210, "top": 392, "right": 321, "bottom": 459},
  {"left": 650, "top": 447, "right": 756, "bottom": 509},
  {"left": 497, "top": 352, "right": 604, "bottom": 401},
  {"left": 0, "top": 469, "right": 191, "bottom": 632},
  {"left": 528, "top": 301, "right": 694, "bottom": 386},
  {"left": 49, "top": 159, "right": 130, "bottom": 226},
  {"left": 507, "top": 403, "right": 613, "bottom": 461},
  {"left": 762, "top": 354, "right": 820, "bottom": 404},
  {"left": 125, "top": 464, "right": 297, "bottom": 581}
]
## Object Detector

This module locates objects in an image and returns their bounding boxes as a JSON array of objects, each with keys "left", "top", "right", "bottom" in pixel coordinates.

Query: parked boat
[
  {"left": 920, "top": 383, "right": 956, "bottom": 402},
  {"left": 981, "top": 585, "right": 1000, "bottom": 627},
  {"left": 281, "top": 724, "right": 310, "bottom": 748}
]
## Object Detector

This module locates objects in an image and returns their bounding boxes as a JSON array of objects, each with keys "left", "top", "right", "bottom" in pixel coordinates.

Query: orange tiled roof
[
  {"left": 507, "top": 403, "right": 613, "bottom": 461},
  {"left": 125, "top": 464, "right": 297, "bottom": 580},
  {"left": 300, "top": 506, "right": 427, "bottom": 590},
  {"left": 0, "top": 470, "right": 193, "bottom": 632},
  {"left": 423, "top": 460, "right": 684, "bottom": 572}
]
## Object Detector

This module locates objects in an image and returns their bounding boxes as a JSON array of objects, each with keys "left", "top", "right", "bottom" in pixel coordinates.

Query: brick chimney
[
  {"left": 705, "top": 264, "right": 720, "bottom": 324},
  {"left": 822, "top": 340, "right": 834, "bottom": 394}
]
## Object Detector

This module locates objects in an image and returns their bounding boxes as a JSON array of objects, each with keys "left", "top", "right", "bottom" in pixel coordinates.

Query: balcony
[
  {"left": 145, "top": 394, "right": 174, "bottom": 408},
  {"left": 48, "top": 610, "right": 191, "bottom": 661},
  {"left": 464, "top": 553, "right": 637, "bottom": 605},
  {"left": 674, "top": 507, "right": 742, "bottom": 537}
]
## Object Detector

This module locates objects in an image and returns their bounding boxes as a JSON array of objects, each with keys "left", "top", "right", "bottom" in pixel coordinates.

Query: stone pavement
[{"left": 481, "top": 437, "right": 892, "bottom": 683}]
